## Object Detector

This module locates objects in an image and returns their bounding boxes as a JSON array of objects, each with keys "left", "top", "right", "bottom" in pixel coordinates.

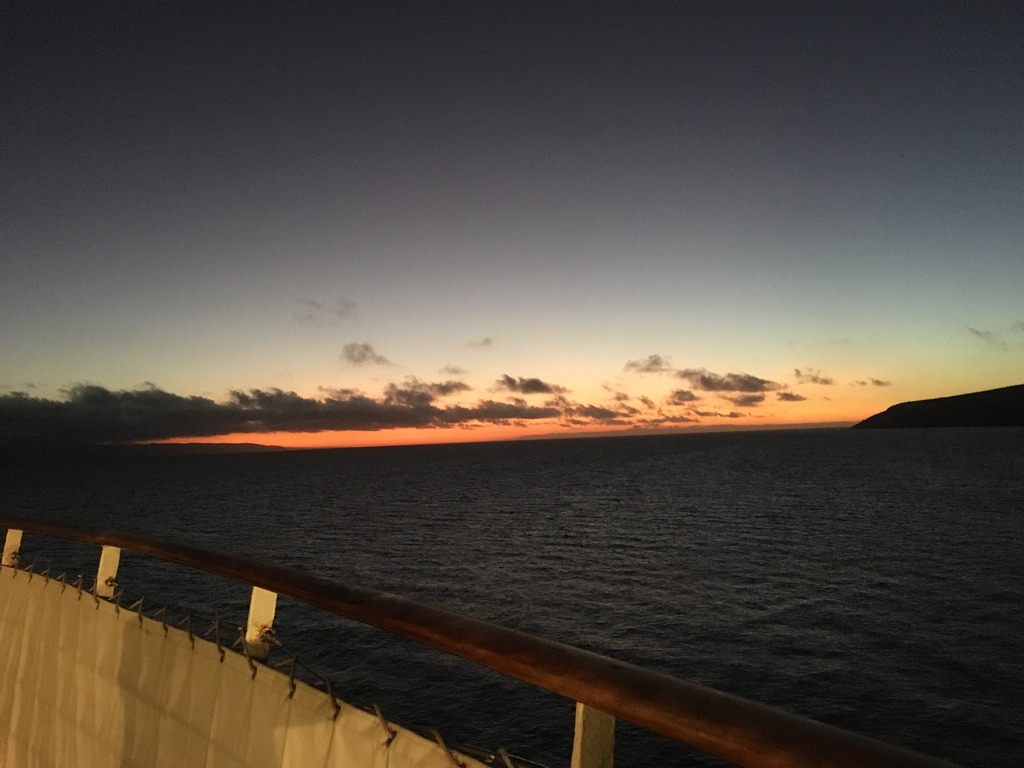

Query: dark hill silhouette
[{"left": 853, "top": 384, "right": 1024, "bottom": 428}]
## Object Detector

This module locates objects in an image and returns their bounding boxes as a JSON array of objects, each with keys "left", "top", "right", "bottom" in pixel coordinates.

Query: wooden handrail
[{"left": 1, "top": 517, "right": 960, "bottom": 768}]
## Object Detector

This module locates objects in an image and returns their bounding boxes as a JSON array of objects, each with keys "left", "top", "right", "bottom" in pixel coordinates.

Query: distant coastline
[
  {"left": 853, "top": 384, "right": 1024, "bottom": 429},
  {"left": 0, "top": 442, "right": 290, "bottom": 462}
]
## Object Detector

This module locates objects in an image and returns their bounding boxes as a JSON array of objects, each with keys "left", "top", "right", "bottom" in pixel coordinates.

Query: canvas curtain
[{"left": 0, "top": 568, "right": 487, "bottom": 768}]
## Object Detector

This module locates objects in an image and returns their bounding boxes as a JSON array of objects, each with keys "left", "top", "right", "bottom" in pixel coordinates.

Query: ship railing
[{"left": 1, "top": 518, "right": 960, "bottom": 768}]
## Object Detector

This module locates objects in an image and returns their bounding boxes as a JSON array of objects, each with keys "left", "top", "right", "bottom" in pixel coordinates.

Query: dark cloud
[
  {"left": 1, "top": 384, "right": 237, "bottom": 447},
  {"left": 438, "top": 400, "right": 560, "bottom": 423},
  {"left": 724, "top": 393, "right": 765, "bottom": 407},
  {"left": 295, "top": 298, "right": 357, "bottom": 325},
  {"left": 778, "top": 392, "right": 807, "bottom": 402},
  {"left": 654, "top": 415, "right": 698, "bottom": 424},
  {"left": 0, "top": 382, "right": 572, "bottom": 449},
  {"left": 602, "top": 385, "right": 631, "bottom": 402},
  {"left": 638, "top": 395, "right": 657, "bottom": 410},
  {"left": 793, "top": 368, "right": 834, "bottom": 385},
  {"left": 666, "top": 389, "right": 699, "bottom": 405},
  {"left": 341, "top": 342, "right": 391, "bottom": 366},
  {"left": 495, "top": 374, "right": 567, "bottom": 395},
  {"left": 854, "top": 378, "right": 893, "bottom": 387},
  {"left": 676, "top": 368, "right": 782, "bottom": 393},
  {"left": 968, "top": 327, "right": 1009, "bottom": 350},
  {"left": 624, "top": 354, "right": 673, "bottom": 373},
  {"left": 317, "top": 386, "right": 362, "bottom": 398},
  {"left": 468, "top": 337, "right": 494, "bottom": 349},
  {"left": 566, "top": 404, "right": 621, "bottom": 420},
  {"left": 692, "top": 409, "right": 743, "bottom": 418},
  {"left": 383, "top": 378, "right": 472, "bottom": 407},
  {"left": 527, "top": 392, "right": 632, "bottom": 423}
]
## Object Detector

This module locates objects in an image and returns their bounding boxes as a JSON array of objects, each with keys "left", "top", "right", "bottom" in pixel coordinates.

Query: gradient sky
[{"left": 2, "top": 3, "right": 1022, "bottom": 449}]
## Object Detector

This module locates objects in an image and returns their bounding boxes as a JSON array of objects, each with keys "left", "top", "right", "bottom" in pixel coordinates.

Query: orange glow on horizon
[
  {"left": 151, "top": 407, "right": 868, "bottom": 451},
  {"left": 156, "top": 423, "right": 606, "bottom": 450}
]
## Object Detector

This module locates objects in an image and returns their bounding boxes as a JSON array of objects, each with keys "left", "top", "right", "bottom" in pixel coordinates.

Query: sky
[{"left": 2, "top": 2, "right": 1022, "bottom": 450}]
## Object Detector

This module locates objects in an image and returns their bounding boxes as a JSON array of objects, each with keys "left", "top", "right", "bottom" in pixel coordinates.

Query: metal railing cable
[{"left": 1, "top": 517, "right": 961, "bottom": 768}]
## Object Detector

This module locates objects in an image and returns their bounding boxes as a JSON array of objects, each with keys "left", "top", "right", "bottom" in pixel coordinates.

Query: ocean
[{"left": 3, "top": 427, "right": 1022, "bottom": 767}]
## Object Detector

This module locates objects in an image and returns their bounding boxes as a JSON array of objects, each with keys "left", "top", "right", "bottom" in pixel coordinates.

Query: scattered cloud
[
  {"left": 495, "top": 374, "right": 567, "bottom": 395},
  {"left": 676, "top": 368, "right": 783, "bottom": 393},
  {"left": 564, "top": 404, "right": 622, "bottom": 421},
  {"left": 638, "top": 395, "right": 657, "bottom": 410},
  {"left": 383, "top": 377, "right": 472, "bottom": 407},
  {"left": 778, "top": 392, "right": 807, "bottom": 402},
  {"left": 440, "top": 365, "right": 466, "bottom": 375},
  {"left": 692, "top": 409, "right": 743, "bottom": 418},
  {"left": 665, "top": 389, "right": 699, "bottom": 405},
  {"left": 624, "top": 354, "right": 673, "bottom": 373},
  {"left": 967, "top": 327, "right": 1008, "bottom": 350},
  {"left": 294, "top": 298, "right": 357, "bottom": 325},
  {"left": 854, "top": 378, "right": 892, "bottom": 387},
  {"left": 468, "top": 337, "right": 494, "bottom": 349},
  {"left": 436, "top": 400, "right": 560, "bottom": 423},
  {"left": 724, "top": 393, "right": 765, "bottom": 407},
  {"left": 968, "top": 324, "right": 1024, "bottom": 350},
  {"left": 793, "top": 368, "right": 834, "bottom": 385},
  {"left": 603, "top": 385, "right": 632, "bottom": 403},
  {"left": 341, "top": 342, "right": 391, "bottom": 366}
]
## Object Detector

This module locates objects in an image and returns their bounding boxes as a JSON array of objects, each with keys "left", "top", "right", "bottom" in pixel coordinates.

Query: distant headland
[{"left": 853, "top": 384, "right": 1024, "bottom": 429}]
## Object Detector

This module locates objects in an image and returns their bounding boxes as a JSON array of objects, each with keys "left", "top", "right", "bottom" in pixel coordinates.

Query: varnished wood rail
[{"left": 1, "top": 517, "right": 960, "bottom": 768}]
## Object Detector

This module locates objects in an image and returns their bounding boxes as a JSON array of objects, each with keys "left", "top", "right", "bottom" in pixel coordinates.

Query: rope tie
[
  {"left": 430, "top": 729, "right": 467, "bottom": 768},
  {"left": 177, "top": 615, "right": 195, "bottom": 649},
  {"left": 237, "top": 626, "right": 259, "bottom": 679},
  {"left": 212, "top": 619, "right": 226, "bottom": 662},
  {"left": 324, "top": 679, "right": 342, "bottom": 720},
  {"left": 156, "top": 607, "right": 168, "bottom": 636},
  {"left": 373, "top": 705, "right": 397, "bottom": 746},
  {"left": 128, "top": 598, "right": 145, "bottom": 627},
  {"left": 278, "top": 656, "right": 297, "bottom": 698}
]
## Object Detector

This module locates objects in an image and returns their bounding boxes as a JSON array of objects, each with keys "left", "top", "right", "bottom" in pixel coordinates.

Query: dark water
[{"left": 3, "top": 428, "right": 1022, "bottom": 767}]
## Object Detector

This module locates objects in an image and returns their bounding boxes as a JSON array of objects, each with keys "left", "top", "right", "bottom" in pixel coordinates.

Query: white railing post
[
  {"left": 570, "top": 703, "right": 615, "bottom": 768},
  {"left": 245, "top": 586, "right": 278, "bottom": 660},
  {"left": 2, "top": 529, "right": 23, "bottom": 567},
  {"left": 96, "top": 545, "right": 121, "bottom": 598}
]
